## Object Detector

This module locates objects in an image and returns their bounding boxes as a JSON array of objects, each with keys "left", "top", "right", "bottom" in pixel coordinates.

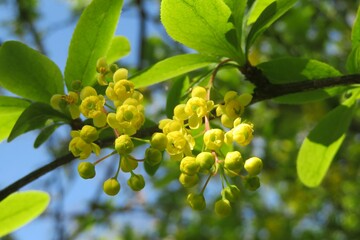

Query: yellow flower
[{"left": 203, "top": 129, "right": 225, "bottom": 150}]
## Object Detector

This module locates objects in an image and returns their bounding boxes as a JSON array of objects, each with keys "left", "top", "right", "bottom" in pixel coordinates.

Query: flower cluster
[
  {"left": 51, "top": 59, "right": 146, "bottom": 196},
  {"left": 51, "top": 58, "right": 263, "bottom": 215},
  {"left": 158, "top": 86, "right": 263, "bottom": 216}
]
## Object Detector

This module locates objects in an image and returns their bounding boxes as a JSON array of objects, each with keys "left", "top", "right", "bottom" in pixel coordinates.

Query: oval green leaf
[
  {"left": 8, "top": 102, "right": 69, "bottom": 142},
  {"left": 0, "top": 97, "right": 31, "bottom": 142},
  {"left": 106, "top": 36, "right": 131, "bottom": 64},
  {"left": 160, "top": 0, "right": 240, "bottom": 62},
  {"left": 130, "top": 54, "right": 219, "bottom": 88},
  {"left": 297, "top": 95, "right": 357, "bottom": 187},
  {"left": 0, "top": 41, "right": 64, "bottom": 103},
  {"left": 64, "top": 0, "right": 124, "bottom": 89},
  {"left": 0, "top": 191, "right": 50, "bottom": 237}
]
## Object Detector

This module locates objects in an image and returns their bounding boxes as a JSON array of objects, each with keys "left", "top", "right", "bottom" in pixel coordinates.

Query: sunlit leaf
[
  {"left": 297, "top": 94, "right": 357, "bottom": 187},
  {"left": 161, "top": 0, "right": 242, "bottom": 62},
  {"left": 0, "top": 97, "right": 30, "bottom": 142},
  {"left": 64, "top": 0, "right": 124, "bottom": 89},
  {"left": 106, "top": 36, "right": 131, "bottom": 64},
  {"left": 0, "top": 191, "right": 50, "bottom": 237},
  {"left": 130, "top": 54, "right": 218, "bottom": 88},
  {"left": 0, "top": 41, "right": 64, "bottom": 103}
]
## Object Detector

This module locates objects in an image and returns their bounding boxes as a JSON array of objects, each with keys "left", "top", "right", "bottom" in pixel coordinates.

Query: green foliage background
[{"left": 0, "top": 0, "right": 360, "bottom": 239}]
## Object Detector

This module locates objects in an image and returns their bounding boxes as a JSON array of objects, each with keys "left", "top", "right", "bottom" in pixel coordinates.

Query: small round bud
[
  {"left": 103, "top": 178, "right": 120, "bottom": 196},
  {"left": 115, "top": 135, "right": 134, "bottom": 155},
  {"left": 221, "top": 185, "right": 240, "bottom": 202},
  {"left": 96, "top": 57, "right": 108, "bottom": 73},
  {"left": 178, "top": 173, "right": 199, "bottom": 188},
  {"left": 214, "top": 199, "right": 232, "bottom": 217},
  {"left": 145, "top": 147, "right": 163, "bottom": 166},
  {"left": 180, "top": 156, "right": 199, "bottom": 175},
  {"left": 244, "top": 176, "right": 260, "bottom": 191},
  {"left": 244, "top": 157, "right": 263, "bottom": 176},
  {"left": 80, "top": 86, "right": 97, "bottom": 100},
  {"left": 150, "top": 132, "right": 168, "bottom": 151},
  {"left": 196, "top": 152, "right": 215, "bottom": 173},
  {"left": 174, "top": 104, "right": 188, "bottom": 121},
  {"left": 50, "top": 94, "right": 63, "bottom": 111},
  {"left": 109, "top": 63, "right": 119, "bottom": 73},
  {"left": 71, "top": 80, "right": 82, "bottom": 91},
  {"left": 127, "top": 173, "right": 145, "bottom": 191},
  {"left": 77, "top": 162, "right": 96, "bottom": 179},
  {"left": 113, "top": 68, "right": 128, "bottom": 82},
  {"left": 187, "top": 193, "right": 206, "bottom": 210},
  {"left": 224, "top": 151, "right": 244, "bottom": 177},
  {"left": 232, "top": 123, "right": 253, "bottom": 146},
  {"left": 191, "top": 86, "right": 207, "bottom": 99},
  {"left": 80, "top": 125, "right": 98, "bottom": 143},
  {"left": 120, "top": 156, "right": 138, "bottom": 172}
]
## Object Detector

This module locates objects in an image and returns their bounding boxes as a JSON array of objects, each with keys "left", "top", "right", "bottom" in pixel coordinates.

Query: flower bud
[
  {"left": 174, "top": 104, "right": 188, "bottom": 121},
  {"left": 244, "top": 157, "right": 263, "bottom": 176},
  {"left": 180, "top": 156, "right": 199, "bottom": 175},
  {"left": 150, "top": 132, "right": 167, "bottom": 151},
  {"left": 127, "top": 173, "right": 145, "bottom": 191},
  {"left": 113, "top": 68, "right": 129, "bottom": 82},
  {"left": 214, "top": 199, "right": 232, "bottom": 217},
  {"left": 203, "top": 129, "right": 224, "bottom": 150},
  {"left": 196, "top": 152, "right": 215, "bottom": 173},
  {"left": 120, "top": 156, "right": 138, "bottom": 172},
  {"left": 221, "top": 185, "right": 240, "bottom": 202},
  {"left": 77, "top": 162, "right": 96, "bottom": 179},
  {"left": 238, "top": 93, "right": 252, "bottom": 106},
  {"left": 187, "top": 193, "right": 206, "bottom": 210},
  {"left": 80, "top": 86, "right": 97, "bottom": 100},
  {"left": 96, "top": 57, "right": 108, "bottom": 73},
  {"left": 244, "top": 176, "right": 260, "bottom": 191},
  {"left": 115, "top": 135, "right": 134, "bottom": 155},
  {"left": 103, "top": 178, "right": 120, "bottom": 196},
  {"left": 224, "top": 151, "right": 243, "bottom": 177},
  {"left": 191, "top": 86, "right": 207, "bottom": 99},
  {"left": 80, "top": 125, "right": 98, "bottom": 143},
  {"left": 50, "top": 94, "right": 63, "bottom": 111},
  {"left": 178, "top": 173, "right": 199, "bottom": 188},
  {"left": 145, "top": 147, "right": 163, "bottom": 166},
  {"left": 71, "top": 80, "right": 82, "bottom": 91}
]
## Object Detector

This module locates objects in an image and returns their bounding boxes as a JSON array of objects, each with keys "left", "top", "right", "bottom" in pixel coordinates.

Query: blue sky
[{"left": 0, "top": 0, "right": 158, "bottom": 239}]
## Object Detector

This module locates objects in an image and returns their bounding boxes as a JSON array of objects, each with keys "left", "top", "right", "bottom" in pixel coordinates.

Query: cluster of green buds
[
  {"left": 158, "top": 86, "right": 263, "bottom": 216},
  {"left": 50, "top": 58, "right": 146, "bottom": 196}
]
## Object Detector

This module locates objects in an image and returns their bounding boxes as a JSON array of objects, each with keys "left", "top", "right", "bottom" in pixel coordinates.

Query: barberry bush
[{"left": 0, "top": 0, "right": 360, "bottom": 238}]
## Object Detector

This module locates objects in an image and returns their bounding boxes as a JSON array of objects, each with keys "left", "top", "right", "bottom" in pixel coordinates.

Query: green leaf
[
  {"left": 346, "top": 44, "right": 360, "bottom": 73},
  {"left": 0, "top": 191, "right": 50, "bottom": 237},
  {"left": 0, "top": 41, "right": 64, "bottom": 103},
  {"left": 34, "top": 124, "right": 60, "bottom": 148},
  {"left": 297, "top": 95, "right": 357, "bottom": 187},
  {"left": 246, "top": 0, "right": 296, "bottom": 52},
  {"left": 64, "top": 0, "right": 124, "bottom": 89},
  {"left": 166, "top": 76, "right": 190, "bottom": 118},
  {"left": 351, "top": 5, "right": 360, "bottom": 46},
  {"left": 130, "top": 54, "right": 219, "bottom": 88},
  {"left": 257, "top": 57, "right": 344, "bottom": 103},
  {"left": 160, "top": 0, "right": 241, "bottom": 62},
  {"left": 106, "top": 36, "right": 131, "bottom": 64},
  {"left": 0, "top": 97, "right": 31, "bottom": 142},
  {"left": 8, "top": 102, "right": 69, "bottom": 142}
]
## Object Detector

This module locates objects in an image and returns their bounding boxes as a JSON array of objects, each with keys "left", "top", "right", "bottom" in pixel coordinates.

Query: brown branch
[{"left": 240, "top": 63, "right": 360, "bottom": 103}]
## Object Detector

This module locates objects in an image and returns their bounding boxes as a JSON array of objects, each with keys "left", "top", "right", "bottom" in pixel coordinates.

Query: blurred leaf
[
  {"left": 64, "top": 0, "right": 124, "bottom": 89},
  {"left": 257, "top": 57, "right": 344, "bottom": 103},
  {"left": 160, "top": 0, "right": 242, "bottom": 63},
  {"left": 0, "top": 97, "right": 30, "bottom": 142},
  {"left": 166, "top": 76, "right": 190, "bottom": 118},
  {"left": 106, "top": 36, "right": 131, "bottom": 64},
  {"left": 346, "top": 44, "right": 360, "bottom": 73},
  {"left": 350, "top": 5, "right": 360, "bottom": 46},
  {"left": 8, "top": 102, "right": 69, "bottom": 142},
  {"left": 130, "top": 54, "right": 218, "bottom": 88},
  {"left": 0, "top": 191, "right": 50, "bottom": 237},
  {"left": 297, "top": 94, "right": 357, "bottom": 187},
  {"left": 33, "top": 124, "right": 59, "bottom": 148},
  {"left": 0, "top": 41, "right": 64, "bottom": 103},
  {"left": 246, "top": 0, "right": 296, "bottom": 52}
]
